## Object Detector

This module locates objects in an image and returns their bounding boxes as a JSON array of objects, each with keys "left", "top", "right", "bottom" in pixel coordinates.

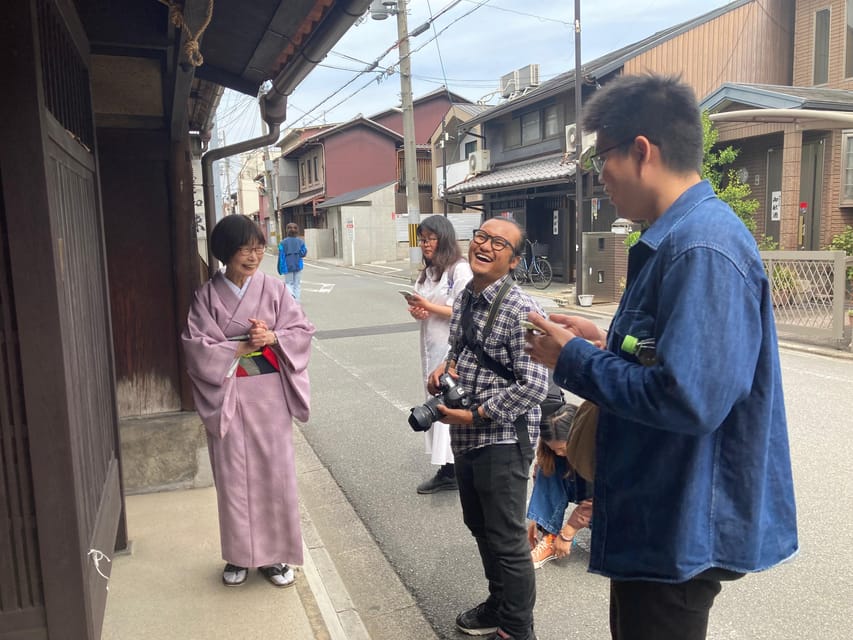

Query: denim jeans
[
  {"left": 526, "top": 457, "right": 590, "bottom": 534},
  {"left": 284, "top": 270, "right": 302, "bottom": 301},
  {"left": 456, "top": 443, "right": 535, "bottom": 639}
]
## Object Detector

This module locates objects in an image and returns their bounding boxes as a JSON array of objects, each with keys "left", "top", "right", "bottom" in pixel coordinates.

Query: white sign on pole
[{"left": 553, "top": 210, "right": 559, "bottom": 235}]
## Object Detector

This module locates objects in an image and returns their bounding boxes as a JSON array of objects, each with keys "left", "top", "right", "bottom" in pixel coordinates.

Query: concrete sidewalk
[{"left": 102, "top": 423, "right": 434, "bottom": 640}]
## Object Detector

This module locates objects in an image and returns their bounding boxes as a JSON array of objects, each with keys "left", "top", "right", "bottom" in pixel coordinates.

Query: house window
[
  {"left": 300, "top": 161, "right": 306, "bottom": 186},
  {"left": 846, "top": 0, "right": 853, "bottom": 77},
  {"left": 521, "top": 111, "right": 541, "bottom": 145},
  {"left": 307, "top": 158, "right": 312, "bottom": 184},
  {"left": 843, "top": 130, "right": 853, "bottom": 203},
  {"left": 313, "top": 156, "right": 319, "bottom": 183},
  {"left": 544, "top": 105, "right": 559, "bottom": 138},
  {"left": 814, "top": 9, "right": 830, "bottom": 84},
  {"left": 464, "top": 140, "right": 477, "bottom": 158}
]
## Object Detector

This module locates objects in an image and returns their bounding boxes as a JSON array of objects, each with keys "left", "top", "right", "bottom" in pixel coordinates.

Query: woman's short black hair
[{"left": 210, "top": 215, "right": 266, "bottom": 263}]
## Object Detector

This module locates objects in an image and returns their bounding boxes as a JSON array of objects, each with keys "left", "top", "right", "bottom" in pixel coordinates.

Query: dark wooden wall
[{"left": 98, "top": 128, "right": 184, "bottom": 417}]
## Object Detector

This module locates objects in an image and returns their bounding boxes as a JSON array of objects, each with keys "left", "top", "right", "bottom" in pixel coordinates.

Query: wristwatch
[{"left": 470, "top": 404, "right": 489, "bottom": 428}]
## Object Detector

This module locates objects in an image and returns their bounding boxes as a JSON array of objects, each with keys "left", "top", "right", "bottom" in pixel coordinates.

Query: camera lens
[{"left": 408, "top": 396, "right": 442, "bottom": 432}]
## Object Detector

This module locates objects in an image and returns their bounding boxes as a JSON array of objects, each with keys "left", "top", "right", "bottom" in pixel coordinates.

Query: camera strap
[{"left": 458, "top": 276, "right": 535, "bottom": 455}]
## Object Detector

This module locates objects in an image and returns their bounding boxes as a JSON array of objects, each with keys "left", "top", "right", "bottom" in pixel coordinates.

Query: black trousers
[
  {"left": 609, "top": 568, "right": 743, "bottom": 640},
  {"left": 456, "top": 443, "right": 535, "bottom": 639}
]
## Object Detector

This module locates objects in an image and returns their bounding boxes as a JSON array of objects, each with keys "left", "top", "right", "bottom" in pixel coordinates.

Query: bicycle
[{"left": 512, "top": 239, "right": 553, "bottom": 289}]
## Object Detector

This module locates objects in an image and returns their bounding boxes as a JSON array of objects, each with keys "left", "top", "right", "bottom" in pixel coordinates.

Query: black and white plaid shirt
[{"left": 447, "top": 275, "right": 549, "bottom": 455}]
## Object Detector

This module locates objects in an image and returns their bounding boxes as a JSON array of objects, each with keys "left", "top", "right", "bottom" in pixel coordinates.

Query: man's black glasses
[{"left": 472, "top": 229, "right": 513, "bottom": 252}]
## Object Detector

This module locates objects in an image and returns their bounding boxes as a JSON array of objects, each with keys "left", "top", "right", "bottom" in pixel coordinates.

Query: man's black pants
[
  {"left": 610, "top": 568, "right": 743, "bottom": 640},
  {"left": 456, "top": 443, "right": 535, "bottom": 639}
]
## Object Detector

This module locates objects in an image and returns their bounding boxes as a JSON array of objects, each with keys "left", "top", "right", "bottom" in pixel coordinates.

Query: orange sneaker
[{"left": 531, "top": 533, "right": 557, "bottom": 569}]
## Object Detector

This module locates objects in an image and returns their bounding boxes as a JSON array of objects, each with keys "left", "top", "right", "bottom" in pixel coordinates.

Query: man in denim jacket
[{"left": 524, "top": 75, "right": 798, "bottom": 640}]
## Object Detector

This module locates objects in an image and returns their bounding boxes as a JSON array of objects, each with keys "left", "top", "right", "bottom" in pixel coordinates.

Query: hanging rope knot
[
  {"left": 156, "top": 0, "right": 214, "bottom": 68},
  {"left": 184, "top": 39, "right": 204, "bottom": 67}
]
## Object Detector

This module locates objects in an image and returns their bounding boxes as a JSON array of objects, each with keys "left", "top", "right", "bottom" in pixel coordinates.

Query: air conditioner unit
[
  {"left": 517, "top": 64, "right": 540, "bottom": 91},
  {"left": 565, "top": 123, "right": 596, "bottom": 156},
  {"left": 468, "top": 149, "right": 491, "bottom": 175},
  {"left": 500, "top": 71, "right": 519, "bottom": 99}
]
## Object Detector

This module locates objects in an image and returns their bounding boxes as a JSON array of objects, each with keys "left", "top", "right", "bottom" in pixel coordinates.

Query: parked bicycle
[{"left": 512, "top": 238, "right": 553, "bottom": 289}]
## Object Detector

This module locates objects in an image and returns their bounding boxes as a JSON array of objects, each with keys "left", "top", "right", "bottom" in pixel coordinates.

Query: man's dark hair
[
  {"left": 581, "top": 74, "right": 703, "bottom": 174},
  {"left": 417, "top": 215, "right": 463, "bottom": 284},
  {"left": 210, "top": 215, "right": 266, "bottom": 263}
]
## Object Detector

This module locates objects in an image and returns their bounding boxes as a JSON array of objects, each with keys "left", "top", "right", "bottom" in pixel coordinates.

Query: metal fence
[{"left": 760, "top": 250, "right": 852, "bottom": 350}]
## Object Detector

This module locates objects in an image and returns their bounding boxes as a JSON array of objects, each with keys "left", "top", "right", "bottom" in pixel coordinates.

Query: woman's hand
[
  {"left": 246, "top": 318, "right": 277, "bottom": 349},
  {"left": 553, "top": 527, "right": 576, "bottom": 559},
  {"left": 408, "top": 305, "right": 430, "bottom": 320}
]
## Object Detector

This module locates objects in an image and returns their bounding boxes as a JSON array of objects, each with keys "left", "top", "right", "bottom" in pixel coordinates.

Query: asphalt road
[{"left": 293, "top": 257, "right": 853, "bottom": 640}]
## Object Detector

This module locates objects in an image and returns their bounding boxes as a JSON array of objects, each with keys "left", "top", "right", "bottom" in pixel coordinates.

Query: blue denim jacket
[{"left": 554, "top": 181, "right": 798, "bottom": 582}]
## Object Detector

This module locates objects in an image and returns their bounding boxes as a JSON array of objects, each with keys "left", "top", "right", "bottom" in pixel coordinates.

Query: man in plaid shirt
[{"left": 428, "top": 217, "right": 549, "bottom": 640}]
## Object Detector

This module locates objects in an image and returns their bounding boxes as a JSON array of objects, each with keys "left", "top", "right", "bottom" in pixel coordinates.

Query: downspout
[
  {"left": 202, "top": 96, "right": 283, "bottom": 277},
  {"left": 202, "top": 0, "right": 371, "bottom": 277}
]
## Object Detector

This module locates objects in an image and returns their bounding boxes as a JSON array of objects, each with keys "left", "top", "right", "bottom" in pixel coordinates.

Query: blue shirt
[
  {"left": 554, "top": 181, "right": 798, "bottom": 582},
  {"left": 448, "top": 276, "right": 549, "bottom": 455}
]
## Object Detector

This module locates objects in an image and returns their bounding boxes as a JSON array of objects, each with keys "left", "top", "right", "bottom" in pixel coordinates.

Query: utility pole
[
  {"left": 573, "top": 0, "right": 584, "bottom": 300},
  {"left": 441, "top": 117, "right": 448, "bottom": 216},
  {"left": 395, "top": 0, "right": 421, "bottom": 281}
]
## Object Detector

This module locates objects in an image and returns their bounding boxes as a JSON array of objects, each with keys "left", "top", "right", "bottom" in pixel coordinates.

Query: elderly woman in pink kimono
[{"left": 182, "top": 215, "right": 314, "bottom": 588}]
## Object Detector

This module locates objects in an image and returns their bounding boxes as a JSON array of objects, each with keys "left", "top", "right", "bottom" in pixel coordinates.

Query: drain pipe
[
  {"left": 202, "top": 96, "right": 283, "bottom": 278},
  {"left": 202, "top": 0, "right": 371, "bottom": 277}
]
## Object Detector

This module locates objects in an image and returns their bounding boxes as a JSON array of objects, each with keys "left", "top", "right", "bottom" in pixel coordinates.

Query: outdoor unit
[
  {"left": 468, "top": 149, "right": 491, "bottom": 175},
  {"left": 565, "top": 123, "right": 596, "bottom": 156},
  {"left": 517, "top": 64, "right": 539, "bottom": 91},
  {"left": 500, "top": 64, "right": 540, "bottom": 99},
  {"left": 500, "top": 70, "right": 519, "bottom": 99}
]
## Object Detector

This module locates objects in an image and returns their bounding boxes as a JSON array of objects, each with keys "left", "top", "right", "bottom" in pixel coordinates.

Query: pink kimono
[{"left": 182, "top": 271, "right": 314, "bottom": 568}]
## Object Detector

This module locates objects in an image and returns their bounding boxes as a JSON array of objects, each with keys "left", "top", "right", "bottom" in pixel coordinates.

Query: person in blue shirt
[
  {"left": 524, "top": 74, "right": 798, "bottom": 640},
  {"left": 278, "top": 223, "right": 307, "bottom": 301}
]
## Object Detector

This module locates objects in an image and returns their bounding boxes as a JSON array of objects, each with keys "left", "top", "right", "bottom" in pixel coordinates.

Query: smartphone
[
  {"left": 520, "top": 320, "right": 544, "bottom": 335},
  {"left": 399, "top": 290, "right": 415, "bottom": 302}
]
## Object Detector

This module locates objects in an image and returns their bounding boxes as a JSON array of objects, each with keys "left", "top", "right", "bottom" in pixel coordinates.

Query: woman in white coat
[{"left": 406, "top": 215, "right": 472, "bottom": 494}]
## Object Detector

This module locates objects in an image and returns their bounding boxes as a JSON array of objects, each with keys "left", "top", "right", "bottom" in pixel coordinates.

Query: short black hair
[
  {"left": 210, "top": 215, "right": 266, "bottom": 263},
  {"left": 581, "top": 74, "right": 703, "bottom": 174}
]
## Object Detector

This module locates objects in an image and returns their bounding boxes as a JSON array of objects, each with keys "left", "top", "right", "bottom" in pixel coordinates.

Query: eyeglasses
[
  {"left": 588, "top": 138, "right": 634, "bottom": 174},
  {"left": 418, "top": 236, "right": 438, "bottom": 245},
  {"left": 237, "top": 245, "right": 265, "bottom": 256},
  {"left": 472, "top": 229, "right": 513, "bottom": 252}
]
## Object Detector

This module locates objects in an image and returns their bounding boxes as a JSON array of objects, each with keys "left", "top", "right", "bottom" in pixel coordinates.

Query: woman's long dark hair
[
  {"left": 416, "top": 215, "right": 463, "bottom": 284},
  {"left": 536, "top": 403, "right": 578, "bottom": 478}
]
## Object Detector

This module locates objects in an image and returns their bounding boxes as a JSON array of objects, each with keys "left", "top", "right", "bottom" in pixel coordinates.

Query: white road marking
[
  {"left": 312, "top": 341, "right": 412, "bottom": 415},
  {"left": 304, "top": 262, "right": 330, "bottom": 270},
  {"left": 302, "top": 281, "right": 335, "bottom": 294}
]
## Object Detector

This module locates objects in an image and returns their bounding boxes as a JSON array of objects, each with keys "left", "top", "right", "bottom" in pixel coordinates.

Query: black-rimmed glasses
[
  {"left": 237, "top": 245, "right": 266, "bottom": 256},
  {"left": 472, "top": 229, "right": 513, "bottom": 252},
  {"left": 588, "top": 138, "right": 634, "bottom": 174}
]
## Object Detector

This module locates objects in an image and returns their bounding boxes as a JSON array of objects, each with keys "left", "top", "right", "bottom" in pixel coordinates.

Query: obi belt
[{"left": 236, "top": 346, "right": 280, "bottom": 377}]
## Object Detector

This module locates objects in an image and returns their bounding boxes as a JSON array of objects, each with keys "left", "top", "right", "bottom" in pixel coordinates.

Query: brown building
[{"left": 448, "top": 0, "right": 797, "bottom": 282}]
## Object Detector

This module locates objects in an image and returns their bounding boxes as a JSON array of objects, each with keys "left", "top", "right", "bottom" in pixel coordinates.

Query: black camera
[{"left": 408, "top": 373, "right": 472, "bottom": 432}]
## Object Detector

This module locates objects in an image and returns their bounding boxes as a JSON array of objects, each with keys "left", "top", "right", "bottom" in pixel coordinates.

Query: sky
[{"left": 213, "top": 0, "right": 733, "bottom": 145}]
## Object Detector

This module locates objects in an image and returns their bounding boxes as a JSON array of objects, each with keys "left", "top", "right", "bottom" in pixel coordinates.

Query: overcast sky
[{"left": 214, "top": 0, "right": 733, "bottom": 142}]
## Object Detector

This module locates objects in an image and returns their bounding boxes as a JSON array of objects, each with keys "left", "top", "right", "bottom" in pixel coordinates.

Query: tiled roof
[
  {"left": 702, "top": 83, "right": 853, "bottom": 111},
  {"left": 445, "top": 155, "right": 577, "bottom": 195}
]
